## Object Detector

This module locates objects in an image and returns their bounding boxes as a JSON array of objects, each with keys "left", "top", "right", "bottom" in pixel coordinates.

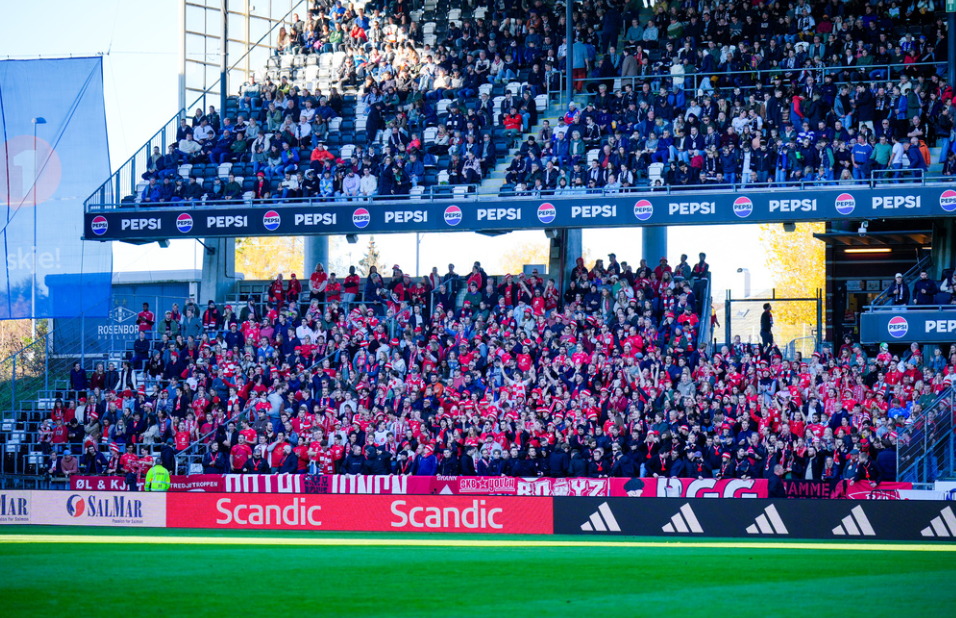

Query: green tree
[{"left": 358, "top": 236, "right": 386, "bottom": 276}]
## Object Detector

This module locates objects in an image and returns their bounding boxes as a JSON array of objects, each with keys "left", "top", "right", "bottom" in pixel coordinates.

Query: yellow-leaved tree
[
  {"left": 497, "top": 241, "right": 594, "bottom": 279},
  {"left": 758, "top": 222, "right": 825, "bottom": 348},
  {"left": 235, "top": 237, "right": 304, "bottom": 279}
]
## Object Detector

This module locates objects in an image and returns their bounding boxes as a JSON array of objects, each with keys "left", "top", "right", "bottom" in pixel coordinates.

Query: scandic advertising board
[
  {"left": 165, "top": 493, "right": 553, "bottom": 534},
  {"left": 85, "top": 186, "right": 950, "bottom": 241},
  {"left": 4, "top": 491, "right": 956, "bottom": 540}
]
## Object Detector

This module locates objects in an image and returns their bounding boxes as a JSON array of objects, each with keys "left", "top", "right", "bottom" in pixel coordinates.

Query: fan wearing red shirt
[
  {"left": 230, "top": 435, "right": 253, "bottom": 471},
  {"left": 342, "top": 267, "right": 360, "bottom": 305},
  {"left": 175, "top": 422, "right": 191, "bottom": 450},
  {"left": 310, "top": 263, "right": 328, "bottom": 302},
  {"left": 326, "top": 273, "right": 342, "bottom": 302},
  {"left": 328, "top": 436, "right": 346, "bottom": 472},
  {"left": 136, "top": 302, "right": 155, "bottom": 334},
  {"left": 287, "top": 273, "right": 302, "bottom": 305},
  {"left": 268, "top": 274, "right": 286, "bottom": 307},
  {"left": 294, "top": 437, "right": 310, "bottom": 472}
]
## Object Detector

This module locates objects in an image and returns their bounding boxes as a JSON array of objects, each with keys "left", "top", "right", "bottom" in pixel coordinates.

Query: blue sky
[{"left": 1, "top": 0, "right": 773, "bottom": 296}]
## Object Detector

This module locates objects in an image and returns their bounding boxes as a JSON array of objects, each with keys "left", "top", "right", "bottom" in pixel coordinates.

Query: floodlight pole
[{"left": 31, "top": 117, "right": 47, "bottom": 339}]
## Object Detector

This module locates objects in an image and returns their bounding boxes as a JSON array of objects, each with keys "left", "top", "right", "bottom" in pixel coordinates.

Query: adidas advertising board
[
  {"left": 554, "top": 497, "right": 956, "bottom": 540},
  {"left": 86, "top": 186, "right": 951, "bottom": 242}
]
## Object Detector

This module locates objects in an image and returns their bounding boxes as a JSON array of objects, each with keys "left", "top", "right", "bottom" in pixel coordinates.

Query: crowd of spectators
[
  {"left": 885, "top": 267, "right": 956, "bottom": 306},
  {"left": 37, "top": 249, "right": 954, "bottom": 485},
  {"left": 136, "top": 0, "right": 954, "bottom": 206}
]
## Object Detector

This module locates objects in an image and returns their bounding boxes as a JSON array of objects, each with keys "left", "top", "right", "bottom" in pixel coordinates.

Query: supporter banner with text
[
  {"left": 554, "top": 497, "right": 956, "bottom": 540},
  {"left": 166, "top": 493, "right": 553, "bottom": 534},
  {"left": 607, "top": 477, "right": 769, "bottom": 498},
  {"left": 85, "top": 185, "right": 955, "bottom": 242},
  {"left": 71, "top": 475, "right": 225, "bottom": 493}
]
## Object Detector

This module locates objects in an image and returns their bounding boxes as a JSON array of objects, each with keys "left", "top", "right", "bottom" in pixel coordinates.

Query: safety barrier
[
  {"left": 64, "top": 474, "right": 917, "bottom": 500},
  {"left": 3, "top": 488, "right": 955, "bottom": 540}
]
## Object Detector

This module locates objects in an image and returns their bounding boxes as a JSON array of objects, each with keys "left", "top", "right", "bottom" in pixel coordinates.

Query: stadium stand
[
  {"left": 5, "top": 1, "right": 956, "bottom": 484},
  {"left": 125, "top": 0, "right": 953, "bottom": 208},
  {"left": 2, "top": 250, "right": 953, "bottom": 486}
]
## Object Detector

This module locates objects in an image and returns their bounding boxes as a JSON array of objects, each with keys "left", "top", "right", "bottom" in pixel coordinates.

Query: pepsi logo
[
  {"left": 90, "top": 216, "right": 108, "bottom": 236},
  {"left": 733, "top": 196, "right": 753, "bottom": 218},
  {"left": 444, "top": 205, "right": 462, "bottom": 226},
  {"left": 263, "top": 210, "right": 281, "bottom": 231},
  {"left": 176, "top": 213, "right": 194, "bottom": 233},
  {"left": 835, "top": 193, "right": 855, "bottom": 216},
  {"left": 353, "top": 208, "right": 371, "bottom": 229},
  {"left": 887, "top": 315, "right": 908, "bottom": 339},
  {"left": 633, "top": 199, "right": 653, "bottom": 221},
  {"left": 537, "top": 203, "right": 556, "bottom": 224},
  {"left": 66, "top": 494, "right": 86, "bottom": 518},
  {"left": 940, "top": 189, "right": 956, "bottom": 213}
]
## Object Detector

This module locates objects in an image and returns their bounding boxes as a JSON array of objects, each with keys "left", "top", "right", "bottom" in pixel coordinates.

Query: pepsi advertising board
[
  {"left": 860, "top": 310, "right": 956, "bottom": 344},
  {"left": 85, "top": 185, "right": 956, "bottom": 241}
]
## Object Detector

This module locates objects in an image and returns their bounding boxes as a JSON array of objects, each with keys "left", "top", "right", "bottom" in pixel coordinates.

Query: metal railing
[
  {"left": 898, "top": 387, "right": 955, "bottom": 484},
  {"left": 548, "top": 61, "right": 946, "bottom": 103},
  {"left": 84, "top": 1, "right": 307, "bottom": 211},
  {"left": 783, "top": 335, "right": 817, "bottom": 361},
  {"left": 695, "top": 271, "right": 712, "bottom": 355},
  {"left": 85, "top": 173, "right": 956, "bottom": 212},
  {"left": 867, "top": 253, "right": 934, "bottom": 308}
]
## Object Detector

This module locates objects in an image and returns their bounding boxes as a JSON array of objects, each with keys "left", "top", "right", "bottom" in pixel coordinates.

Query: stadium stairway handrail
[
  {"left": 84, "top": 0, "right": 309, "bottom": 211},
  {"left": 868, "top": 253, "right": 934, "bottom": 309},
  {"left": 695, "top": 272, "right": 713, "bottom": 356}
]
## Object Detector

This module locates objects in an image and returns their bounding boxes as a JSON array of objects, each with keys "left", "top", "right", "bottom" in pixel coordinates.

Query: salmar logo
[{"left": 66, "top": 494, "right": 86, "bottom": 517}]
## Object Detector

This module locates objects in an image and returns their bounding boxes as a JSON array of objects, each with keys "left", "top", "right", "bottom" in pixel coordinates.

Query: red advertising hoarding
[
  {"left": 71, "top": 475, "right": 225, "bottom": 493},
  {"left": 607, "top": 477, "right": 769, "bottom": 498},
  {"left": 166, "top": 493, "right": 553, "bottom": 534}
]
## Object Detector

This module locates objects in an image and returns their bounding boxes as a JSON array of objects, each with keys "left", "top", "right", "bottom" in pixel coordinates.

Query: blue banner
[
  {"left": 0, "top": 57, "right": 112, "bottom": 319},
  {"left": 85, "top": 184, "right": 954, "bottom": 241},
  {"left": 860, "top": 309, "right": 956, "bottom": 344}
]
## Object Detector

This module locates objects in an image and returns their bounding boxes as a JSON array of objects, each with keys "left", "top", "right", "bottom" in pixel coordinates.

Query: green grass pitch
[{"left": 0, "top": 526, "right": 954, "bottom": 617}]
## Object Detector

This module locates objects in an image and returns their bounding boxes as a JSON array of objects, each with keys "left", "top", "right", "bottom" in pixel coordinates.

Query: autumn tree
[
  {"left": 235, "top": 237, "right": 304, "bottom": 279},
  {"left": 758, "top": 222, "right": 825, "bottom": 346},
  {"left": 497, "top": 241, "right": 594, "bottom": 278}
]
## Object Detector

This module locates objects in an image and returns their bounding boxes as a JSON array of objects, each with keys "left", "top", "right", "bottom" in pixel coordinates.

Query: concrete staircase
[{"left": 480, "top": 95, "right": 587, "bottom": 194}]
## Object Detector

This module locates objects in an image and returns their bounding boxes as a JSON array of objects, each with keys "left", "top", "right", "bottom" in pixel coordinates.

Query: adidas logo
[
  {"left": 745, "top": 505, "right": 789, "bottom": 535},
  {"left": 662, "top": 503, "right": 704, "bottom": 534},
  {"left": 832, "top": 505, "right": 875, "bottom": 536},
  {"left": 920, "top": 506, "right": 956, "bottom": 537},
  {"left": 580, "top": 502, "right": 621, "bottom": 532}
]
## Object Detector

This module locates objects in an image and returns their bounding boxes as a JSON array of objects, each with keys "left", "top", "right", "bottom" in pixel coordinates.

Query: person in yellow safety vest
[{"left": 144, "top": 457, "right": 171, "bottom": 491}]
